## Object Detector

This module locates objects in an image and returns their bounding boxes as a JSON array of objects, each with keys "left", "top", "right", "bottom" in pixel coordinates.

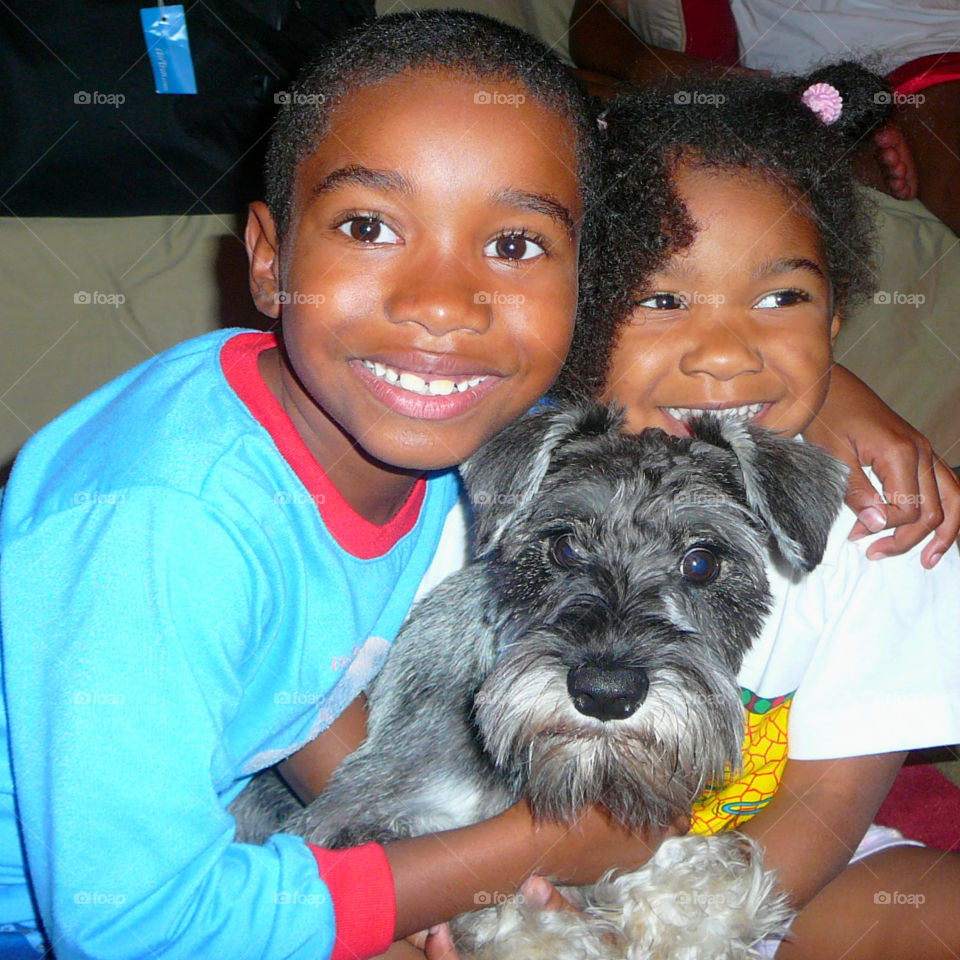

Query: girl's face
[
  {"left": 601, "top": 163, "right": 841, "bottom": 438},
  {"left": 247, "top": 70, "right": 581, "bottom": 478}
]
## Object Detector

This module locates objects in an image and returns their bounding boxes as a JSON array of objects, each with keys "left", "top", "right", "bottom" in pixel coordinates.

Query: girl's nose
[
  {"left": 385, "top": 261, "right": 492, "bottom": 337},
  {"left": 678, "top": 319, "right": 764, "bottom": 380}
]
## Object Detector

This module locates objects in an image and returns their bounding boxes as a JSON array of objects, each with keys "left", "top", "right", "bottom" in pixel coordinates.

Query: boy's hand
[{"left": 805, "top": 365, "right": 960, "bottom": 567}]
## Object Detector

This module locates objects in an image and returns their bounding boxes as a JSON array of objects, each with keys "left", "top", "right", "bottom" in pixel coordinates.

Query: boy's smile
[
  {"left": 602, "top": 163, "right": 841, "bottom": 440},
  {"left": 246, "top": 72, "right": 581, "bottom": 522}
]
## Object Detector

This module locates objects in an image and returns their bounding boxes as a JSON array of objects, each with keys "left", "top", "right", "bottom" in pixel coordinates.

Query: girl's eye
[
  {"left": 754, "top": 289, "right": 810, "bottom": 309},
  {"left": 337, "top": 217, "right": 401, "bottom": 245},
  {"left": 484, "top": 233, "right": 546, "bottom": 261},
  {"left": 635, "top": 292, "right": 686, "bottom": 310}
]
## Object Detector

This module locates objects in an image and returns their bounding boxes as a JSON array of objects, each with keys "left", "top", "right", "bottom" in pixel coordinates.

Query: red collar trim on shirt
[{"left": 220, "top": 331, "right": 426, "bottom": 560}]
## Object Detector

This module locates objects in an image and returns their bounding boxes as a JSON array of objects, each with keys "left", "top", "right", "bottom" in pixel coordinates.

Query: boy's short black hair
[
  {"left": 264, "top": 10, "right": 600, "bottom": 241},
  {"left": 556, "top": 62, "right": 893, "bottom": 400}
]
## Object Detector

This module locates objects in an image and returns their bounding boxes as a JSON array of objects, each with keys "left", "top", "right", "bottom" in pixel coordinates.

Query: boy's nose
[
  {"left": 385, "top": 267, "right": 492, "bottom": 337},
  {"left": 679, "top": 321, "right": 764, "bottom": 380}
]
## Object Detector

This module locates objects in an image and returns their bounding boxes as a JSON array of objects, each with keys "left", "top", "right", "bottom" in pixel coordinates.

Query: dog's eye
[
  {"left": 549, "top": 533, "right": 583, "bottom": 568},
  {"left": 680, "top": 547, "right": 719, "bottom": 583}
]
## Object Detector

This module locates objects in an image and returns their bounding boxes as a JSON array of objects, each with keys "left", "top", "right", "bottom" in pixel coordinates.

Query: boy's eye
[
  {"left": 484, "top": 233, "right": 546, "bottom": 261},
  {"left": 635, "top": 292, "right": 686, "bottom": 310},
  {"left": 337, "top": 217, "right": 401, "bottom": 245},
  {"left": 754, "top": 289, "right": 810, "bottom": 309}
]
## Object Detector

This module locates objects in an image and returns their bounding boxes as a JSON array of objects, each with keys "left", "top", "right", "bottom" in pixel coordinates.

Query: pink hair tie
[{"left": 802, "top": 82, "right": 843, "bottom": 124}]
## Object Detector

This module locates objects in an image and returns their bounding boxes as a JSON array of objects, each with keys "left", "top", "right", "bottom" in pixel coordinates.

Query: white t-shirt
[
  {"left": 728, "top": 0, "right": 960, "bottom": 74},
  {"left": 427, "top": 476, "right": 960, "bottom": 833}
]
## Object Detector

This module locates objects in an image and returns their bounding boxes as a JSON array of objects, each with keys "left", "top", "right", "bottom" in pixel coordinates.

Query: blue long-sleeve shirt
[{"left": 0, "top": 329, "right": 461, "bottom": 959}]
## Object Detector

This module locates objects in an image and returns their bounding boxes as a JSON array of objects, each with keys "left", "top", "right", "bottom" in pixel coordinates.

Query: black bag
[{"left": 0, "top": 1, "right": 373, "bottom": 216}]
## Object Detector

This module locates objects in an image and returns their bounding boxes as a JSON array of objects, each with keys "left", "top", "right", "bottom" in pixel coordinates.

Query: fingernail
[
  {"left": 927, "top": 549, "right": 944, "bottom": 568},
  {"left": 859, "top": 507, "right": 886, "bottom": 532},
  {"left": 428, "top": 925, "right": 442, "bottom": 936},
  {"left": 520, "top": 877, "right": 550, "bottom": 906}
]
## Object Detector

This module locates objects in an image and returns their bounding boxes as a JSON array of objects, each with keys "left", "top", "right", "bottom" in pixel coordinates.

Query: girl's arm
[
  {"left": 804, "top": 364, "right": 960, "bottom": 568},
  {"left": 737, "top": 753, "right": 906, "bottom": 908}
]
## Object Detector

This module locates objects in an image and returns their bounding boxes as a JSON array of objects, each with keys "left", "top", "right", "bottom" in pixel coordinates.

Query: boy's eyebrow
[
  {"left": 753, "top": 257, "right": 827, "bottom": 281},
  {"left": 311, "top": 164, "right": 417, "bottom": 198},
  {"left": 492, "top": 188, "right": 576, "bottom": 237}
]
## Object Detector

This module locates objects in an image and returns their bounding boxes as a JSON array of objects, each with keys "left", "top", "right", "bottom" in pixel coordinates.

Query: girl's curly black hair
[{"left": 554, "top": 61, "right": 893, "bottom": 400}]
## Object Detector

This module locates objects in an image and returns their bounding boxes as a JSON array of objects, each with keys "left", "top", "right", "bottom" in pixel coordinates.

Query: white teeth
[
  {"left": 666, "top": 403, "right": 765, "bottom": 425},
  {"left": 399, "top": 372, "right": 427, "bottom": 393},
  {"left": 362, "top": 360, "right": 488, "bottom": 396}
]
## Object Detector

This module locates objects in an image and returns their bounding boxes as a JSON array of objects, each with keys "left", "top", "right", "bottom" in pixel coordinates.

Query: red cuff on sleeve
[{"left": 308, "top": 842, "right": 396, "bottom": 960}]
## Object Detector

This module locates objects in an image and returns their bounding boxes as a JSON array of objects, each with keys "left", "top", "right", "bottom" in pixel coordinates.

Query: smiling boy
[{"left": 0, "top": 14, "right": 677, "bottom": 960}]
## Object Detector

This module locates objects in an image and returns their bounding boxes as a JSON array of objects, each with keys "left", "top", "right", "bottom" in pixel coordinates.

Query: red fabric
[
  {"left": 308, "top": 842, "right": 397, "bottom": 960},
  {"left": 220, "top": 332, "right": 426, "bottom": 560},
  {"left": 887, "top": 53, "right": 960, "bottom": 96},
  {"left": 875, "top": 764, "right": 960, "bottom": 852},
  {"left": 681, "top": 0, "right": 739, "bottom": 66}
]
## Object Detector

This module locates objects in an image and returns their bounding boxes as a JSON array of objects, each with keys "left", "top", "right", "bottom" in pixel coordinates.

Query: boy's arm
[
  {"left": 805, "top": 363, "right": 960, "bottom": 567},
  {"left": 738, "top": 753, "right": 906, "bottom": 908},
  {"left": 278, "top": 695, "right": 368, "bottom": 802}
]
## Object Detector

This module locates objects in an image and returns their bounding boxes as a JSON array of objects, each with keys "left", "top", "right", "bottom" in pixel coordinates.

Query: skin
[
  {"left": 599, "top": 162, "right": 960, "bottom": 959},
  {"left": 246, "top": 69, "right": 682, "bottom": 950}
]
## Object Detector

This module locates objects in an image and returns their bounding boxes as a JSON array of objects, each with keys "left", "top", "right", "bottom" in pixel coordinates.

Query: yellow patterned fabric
[{"left": 690, "top": 690, "right": 794, "bottom": 834}]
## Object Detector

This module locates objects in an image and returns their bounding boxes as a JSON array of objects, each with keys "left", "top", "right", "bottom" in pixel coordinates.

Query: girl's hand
[{"left": 805, "top": 365, "right": 960, "bottom": 567}]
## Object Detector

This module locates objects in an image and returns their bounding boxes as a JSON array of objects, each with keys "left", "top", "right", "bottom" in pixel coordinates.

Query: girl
[{"left": 551, "top": 62, "right": 960, "bottom": 958}]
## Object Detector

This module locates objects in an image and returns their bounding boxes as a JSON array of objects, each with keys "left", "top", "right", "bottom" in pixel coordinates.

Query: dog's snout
[{"left": 566, "top": 663, "right": 649, "bottom": 721}]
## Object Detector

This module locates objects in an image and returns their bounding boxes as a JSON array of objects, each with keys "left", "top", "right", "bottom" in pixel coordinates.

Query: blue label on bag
[{"left": 140, "top": 6, "right": 198, "bottom": 94}]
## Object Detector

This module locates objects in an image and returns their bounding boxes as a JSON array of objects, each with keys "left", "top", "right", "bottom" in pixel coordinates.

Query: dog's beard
[{"left": 475, "top": 644, "right": 744, "bottom": 830}]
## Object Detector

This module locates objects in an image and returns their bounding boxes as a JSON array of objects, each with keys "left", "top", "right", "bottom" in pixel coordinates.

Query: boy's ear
[
  {"left": 461, "top": 402, "right": 623, "bottom": 555},
  {"left": 693, "top": 417, "right": 849, "bottom": 572},
  {"left": 245, "top": 202, "right": 282, "bottom": 319}
]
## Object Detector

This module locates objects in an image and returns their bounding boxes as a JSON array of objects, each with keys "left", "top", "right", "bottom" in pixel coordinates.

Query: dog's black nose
[{"left": 566, "top": 664, "right": 649, "bottom": 721}]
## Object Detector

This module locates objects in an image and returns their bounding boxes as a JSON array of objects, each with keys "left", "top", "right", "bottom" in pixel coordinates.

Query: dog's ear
[
  {"left": 461, "top": 402, "right": 623, "bottom": 554},
  {"left": 692, "top": 417, "right": 849, "bottom": 572}
]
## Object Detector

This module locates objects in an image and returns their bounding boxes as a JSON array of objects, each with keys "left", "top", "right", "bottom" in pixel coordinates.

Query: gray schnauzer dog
[{"left": 230, "top": 402, "right": 847, "bottom": 959}]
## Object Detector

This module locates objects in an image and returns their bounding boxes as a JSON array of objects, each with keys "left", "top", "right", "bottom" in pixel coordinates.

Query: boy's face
[
  {"left": 601, "top": 163, "right": 841, "bottom": 439},
  {"left": 247, "top": 71, "right": 581, "bottom": 474}
]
